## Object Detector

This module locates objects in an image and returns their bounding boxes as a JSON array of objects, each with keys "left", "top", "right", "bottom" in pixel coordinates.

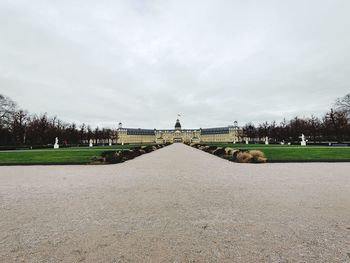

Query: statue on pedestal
[
  {"left": 54, "top": 137, "right": 59, "bottom": 149},
  {"left": 265, "top": 136, "right": 269, "bottom": 145},
  {"left": 301, "top": 134, "right": 306, "bottom": 146},
  {"left": 89, "top": 139, "right": 93, "bottom": 147}
]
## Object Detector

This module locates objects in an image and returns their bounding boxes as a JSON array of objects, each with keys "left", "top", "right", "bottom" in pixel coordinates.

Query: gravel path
[{"left": 1, "top": 143, "right": 350, "bottom": 262}]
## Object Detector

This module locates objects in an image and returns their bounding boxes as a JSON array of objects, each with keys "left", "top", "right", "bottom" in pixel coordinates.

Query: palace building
[{"left": 116, "top": 118, "right": 242, "bottom": 144}]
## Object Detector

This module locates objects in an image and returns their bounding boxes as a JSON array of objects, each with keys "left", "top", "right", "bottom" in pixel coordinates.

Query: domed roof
[{"left": 175, "top": 118, "right": 181, "bottom": 129}]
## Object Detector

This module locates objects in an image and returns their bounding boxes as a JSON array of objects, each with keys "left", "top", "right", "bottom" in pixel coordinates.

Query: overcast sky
[{"left": 1, "top": 0, "right": 349, "bottom": 129}]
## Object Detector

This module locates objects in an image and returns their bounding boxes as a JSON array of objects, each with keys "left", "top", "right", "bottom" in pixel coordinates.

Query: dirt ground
[{"left": 0, "top": 143, "right": 349, "bottom": 262}]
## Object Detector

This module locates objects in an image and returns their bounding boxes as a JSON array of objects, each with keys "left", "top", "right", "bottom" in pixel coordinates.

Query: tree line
[
  {"left": 0, "top": 94, "right": 114, "bottom": 147},
  {"left": 1, "top": 93, "right": 349, "bottom": 147},
  {"left": 242, "top": 94, "right": 350, "bottom": 143}
]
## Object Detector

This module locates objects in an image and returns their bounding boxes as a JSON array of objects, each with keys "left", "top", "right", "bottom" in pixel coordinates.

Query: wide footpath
[{"left": 0, "top": 143, "right": 349, "bottom": 262}]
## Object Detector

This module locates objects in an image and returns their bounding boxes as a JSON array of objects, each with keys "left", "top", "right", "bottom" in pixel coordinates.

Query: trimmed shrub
[
  {"left": 120, "top": 150, "right": 137, "bottom": 161},
  {"left": 224, "top": 147, "right": 235, "bottom": 155},
  {"left": 101, "top": 151, "right": 123, "bottom": 164},
  {"left": 152, "top": 146, "right": 158, "bottom": 151},
  {"left": 202, "top": 146, "right": 214, "bottom": 152},
  {"left": 208, "top": 146, "right": 218, "bottom": 151},
  {"left": 142, "top": 145, "right": 154, "bottom": 153},
  {"left": 212, "top": 147, "right": 226, "bottom": 156},
  {"left": 235, "top": 151, "right": 253, "bottom": 163},
  {"left": 232, "top": 149, "right": 242, "bottom": 160},
  {"left": 90, "top": 156, "right": 105, "bottom": 163},
  {"left": 249, "top": 150, "right": 267, "bottom": 163}
]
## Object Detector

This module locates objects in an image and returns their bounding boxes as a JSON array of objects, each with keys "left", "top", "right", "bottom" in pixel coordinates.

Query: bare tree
[
  {"left": 335, "top": 94, "right": 350, "bottom": 119},
  {"left": 242, "top": 123, "right": 257, "bottom": 141},
  {"left": 324, "top": 109, "right": 348, "bottom": 142},
  {"left": 11, "top": 110, "right": 29, "bottom": 145},
  {"left": 0, "top": 94, "right": 17, "bottom": 127}
]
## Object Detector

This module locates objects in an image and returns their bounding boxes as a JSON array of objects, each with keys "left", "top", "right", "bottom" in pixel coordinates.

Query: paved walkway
[{"left": 1, "top": 143, "right": 350, "bottom": 262}]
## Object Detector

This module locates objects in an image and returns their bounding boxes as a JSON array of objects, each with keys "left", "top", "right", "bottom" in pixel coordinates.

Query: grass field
[
  {"left": 204, "top": 143, "right": 350, "bottom": 161},
  {"left": 1, "top": 143, "right": 350, "bottom": 164},
  {"left": 0, "top": 145, "right": 144, "bottom": 165}
]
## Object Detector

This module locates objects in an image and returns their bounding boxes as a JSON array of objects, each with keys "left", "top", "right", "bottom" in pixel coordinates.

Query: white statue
[
  {"left": 108, "top": 139, "right": 112, "bottom": 146},
  {"left": 265, "top": 136, "right": 269, "bottom": 145},
  {"left": 245, "top": 139, "right": 249, "bottom": 144},
  {"left": 89, "top": 139, "right": 93, "bottom": 147},
  {"left": 54, "top": 137, "right": 59, "bottom": 149},
  {"left": 301, "top": 134, "right": 306, "bottom": 146}
]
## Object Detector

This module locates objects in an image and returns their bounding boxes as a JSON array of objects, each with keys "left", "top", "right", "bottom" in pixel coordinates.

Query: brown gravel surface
[{"left": 1, "top": 143, "right": 350, "bottom": 262}]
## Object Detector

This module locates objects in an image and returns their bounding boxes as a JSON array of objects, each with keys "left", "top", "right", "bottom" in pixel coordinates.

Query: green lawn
[
  {"left": 0, "top": 144, "right": 144, "bottom": 165},
  {"left": 1, "top": 143, "right": 350, "bottom": 164},
  {"left": 203, "top": 143, "right": 350, "bottom": 161}
]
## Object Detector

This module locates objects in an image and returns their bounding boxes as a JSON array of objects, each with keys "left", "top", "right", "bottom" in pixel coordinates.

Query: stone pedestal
[{"left": 301, "top": 141, "right": 306, "bottom": 146}]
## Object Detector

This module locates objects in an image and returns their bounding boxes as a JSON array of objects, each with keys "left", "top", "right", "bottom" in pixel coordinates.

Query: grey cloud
[{"left": 1, "top": 0, "right": 349, "bottom": 129}]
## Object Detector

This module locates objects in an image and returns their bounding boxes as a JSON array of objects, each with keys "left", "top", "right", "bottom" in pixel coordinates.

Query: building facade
[{"left": 116, "top": 118, "right": 242, "bottom": 144}]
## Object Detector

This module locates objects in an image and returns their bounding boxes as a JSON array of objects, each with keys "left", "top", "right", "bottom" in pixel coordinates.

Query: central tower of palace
[{"left": 174, "top": 118, "right": 181, "bottom": 130}]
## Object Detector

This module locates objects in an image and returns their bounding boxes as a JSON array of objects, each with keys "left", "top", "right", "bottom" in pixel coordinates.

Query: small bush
[
  {"left": 121, "top": 150, "right": 139, "bottom": 161},
  {"left": 101, "top": 151, "right": 123, "bottom": 163},
  {"left": 142, "top": 145, "right": 154, "bottom": 153},
  {"left": 236, "top": 151, "right": 253, "bottom": 163},
  {"left": 212, "top": 147, "right": 226, "bottom": 156},
  {"left": 224, "top": 147, "right": 235, "bottom": 155},
  {"left": 202, "top": 146, "right": 214, "bottom": 152},
  {"left": 152, "top": 146, "right": 158, "bottom": 151},
  {"left": 249, "top": 150, "right": 267, "bottom": 163},
  {"left": 232, "top": 149, "right": 241, "bottom": 160},
  {"left": 208, "top": 146, "right": 218, "bottom": 151},
  {"left": 90, "top": 156, "right": 105, "bottom": 163}
]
